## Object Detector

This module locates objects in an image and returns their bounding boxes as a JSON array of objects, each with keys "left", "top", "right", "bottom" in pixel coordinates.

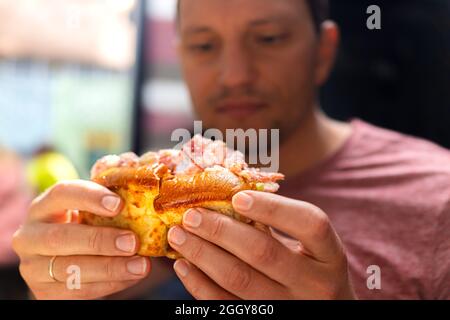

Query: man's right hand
[{"left": 12, "top": 180, "right": 151, "bottom": 300}]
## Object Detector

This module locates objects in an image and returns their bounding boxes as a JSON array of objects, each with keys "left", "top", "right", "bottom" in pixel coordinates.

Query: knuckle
[
  {"left": 189, "top": 241, "right": 205, "bottom": 263},
  {"left": 265, "top": 196, "right": 279, "bottom": 217},
  {"left": 308, "top": 206, "right": 331, "bottom": 239},
  {"left": 87, "top": 228, "right": 104, "bottom": 253},
  {"left": 44, "top": 225, "right": 67, "bottom": 252},
  {"left": 18, "top": 258, "right": 31, "bottom": 281},
  {"left": 252, "top": 238, "right": 278, "bottom": 265},
  {"left": 226, "top": 262, "right": 252, "bottom": 293},
  {"left": 28, "top": 196, "right": 41, "bottom": 215},
  {"left": 210, "top": 215, "right": 226, "bottom": 239},
  {"left": 46, "top": 181, "right": 70, "bottom": 200},
  {"left": 18, "top": 258, "right": 41, "bottom": 286},
  {"left": 103, "top": 258, "right": 115, "bottom": 280},
  {"left": 11, "top": 227, "right": 24, "bottom": 254}
]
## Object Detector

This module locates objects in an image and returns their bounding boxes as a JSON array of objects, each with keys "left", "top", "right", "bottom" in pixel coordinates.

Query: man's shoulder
[
  {"left": 341, "top": 119, "right": 450, "bottom": 207},
  {"left": 350, "top": 119, "right": 450, "bottom": 174},
  {"left": 353, "top": 121, "right": 450, "bottom": 299}
]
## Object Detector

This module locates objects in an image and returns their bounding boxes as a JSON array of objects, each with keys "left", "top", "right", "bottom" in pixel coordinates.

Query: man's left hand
[{"left": 167, "top": 191, "right": 356, "bottom": 300}]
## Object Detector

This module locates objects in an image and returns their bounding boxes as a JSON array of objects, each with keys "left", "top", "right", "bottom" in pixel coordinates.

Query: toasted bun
[{"left": 80, "top": 166, "right": 261, "bottom": 258}]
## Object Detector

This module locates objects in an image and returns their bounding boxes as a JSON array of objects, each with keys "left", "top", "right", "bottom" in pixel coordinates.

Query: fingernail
[
  {"left": 127, "top": 257, "right": 147, "bottom": 275},
  {"left": 116, "top": 234, "right": 136, "bottom": 253},
  {"left": 102, "top": 195, "right": 121, "bottom": 212},
  {"left": 174, "top": 260, "right": 189, "bottom": 277},
  {"left": 183, "top": 209, "right": 202, "bottom": 228},
  {"left": 233, "top": 192, "right": 253, "bottom": 211},
  {"left": 168, "top": 227, "right": 186, "bottom": 246}
]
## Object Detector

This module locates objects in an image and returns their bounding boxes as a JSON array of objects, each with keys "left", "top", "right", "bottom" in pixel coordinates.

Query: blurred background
[{"left": 0, "top": 0, "right": 449, "bottom": 299}]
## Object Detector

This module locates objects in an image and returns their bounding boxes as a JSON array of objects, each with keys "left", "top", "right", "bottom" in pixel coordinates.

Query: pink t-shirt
[{"left": 278, "top": 119, "right": 450, "bottom": 300}]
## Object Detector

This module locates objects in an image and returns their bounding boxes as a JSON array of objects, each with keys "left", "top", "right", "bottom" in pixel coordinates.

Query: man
[{"left": 12, "top": 0, "right": 450, "bottom": 299}]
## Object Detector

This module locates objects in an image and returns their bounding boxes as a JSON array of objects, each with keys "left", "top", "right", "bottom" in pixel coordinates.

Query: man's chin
[
  {"left": 214, "top": 122, "right": 273, "bottom": 133},
  {"left": 209, "top": 115, "right": 275, "bottom": 131}
]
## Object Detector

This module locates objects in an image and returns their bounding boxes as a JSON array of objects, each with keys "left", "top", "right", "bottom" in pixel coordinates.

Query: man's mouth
[{"left": 215, "top": 100, "right": 268, "bottom": 119}]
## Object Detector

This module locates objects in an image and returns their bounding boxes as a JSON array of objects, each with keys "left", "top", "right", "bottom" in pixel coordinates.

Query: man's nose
[{"left": 219, "top": 45, "right": 256, "bottom": 89}]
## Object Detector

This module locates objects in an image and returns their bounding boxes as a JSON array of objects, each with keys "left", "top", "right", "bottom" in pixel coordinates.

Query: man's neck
[{"left": 278, "top": 109, "right": 352, "bottom": 179}]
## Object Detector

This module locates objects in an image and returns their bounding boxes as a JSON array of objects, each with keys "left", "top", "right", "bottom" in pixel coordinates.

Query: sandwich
[{"left": 80, "top": 135, "right": 284, "bottom": 259}]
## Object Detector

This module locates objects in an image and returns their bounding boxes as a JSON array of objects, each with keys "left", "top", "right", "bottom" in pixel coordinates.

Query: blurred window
[
  {"left": 138, "top": 0, "right": 192, "bottom": 152},
  {"left": 0, "top": 0, "right": 139, "bottom": 177}
]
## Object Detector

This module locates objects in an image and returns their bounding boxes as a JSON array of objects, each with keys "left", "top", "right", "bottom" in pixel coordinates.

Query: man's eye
[
  {"left": 257, "top": 34, "right": 287, "bottom": 45},
  {"left": 189, "top": 43, "right": 214, "bottom": 52}
]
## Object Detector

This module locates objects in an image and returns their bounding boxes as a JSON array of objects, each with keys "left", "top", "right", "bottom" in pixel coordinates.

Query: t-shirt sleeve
[{"left": 432, "top": 198, "right": 450, "bottom": 299}]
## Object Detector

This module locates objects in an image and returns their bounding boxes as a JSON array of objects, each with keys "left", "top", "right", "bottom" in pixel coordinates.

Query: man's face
[{"left": 178, "top": 0, "right": 322, "bottom": 141}]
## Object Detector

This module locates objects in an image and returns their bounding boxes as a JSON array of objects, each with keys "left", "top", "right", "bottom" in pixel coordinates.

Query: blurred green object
[{"left": 26, "top": 152, "right": 79, "bottom": 194}]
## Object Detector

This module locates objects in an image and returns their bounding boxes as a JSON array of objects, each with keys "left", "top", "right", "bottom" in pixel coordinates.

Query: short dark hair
[{"left": 176, "top": 0, "right": 329, "bottom": 33}]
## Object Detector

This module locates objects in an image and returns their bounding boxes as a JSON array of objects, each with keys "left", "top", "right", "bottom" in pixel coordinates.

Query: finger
[
  {"left": 31, "top": 280, "right": 141, "bottom": 300},
  {"left": 173, "top": 259, "right": 238, "bottom": 300},
  {"left": 28, "top": 180, "right": 123, "bottom": 223},
  {"left": 269, "top": 228, "right": 304, "bottom": 254},
  {"left": 13, "top": 223, "right": 139, "bottom": 257},
  {"left": 21, "top": 255, "right": 150, "bottom": 284},
  {"left": 232, "top": 191, "right": 343, "bottom": 262},
  {"left": 168, "top": 226, "right": 289, "bottom": 299},
  {"left": 182, "top": 208, "right": 301, "bottom": 285}
]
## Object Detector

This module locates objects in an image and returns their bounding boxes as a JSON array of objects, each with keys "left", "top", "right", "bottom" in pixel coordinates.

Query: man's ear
[{"left": 314, "top": 21, "right": 340, "bottom": 86}]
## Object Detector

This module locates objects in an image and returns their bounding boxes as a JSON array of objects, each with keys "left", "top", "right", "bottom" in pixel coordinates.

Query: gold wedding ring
[{"left": 48, "top": 256, "right": 59, "bottom": 282}]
